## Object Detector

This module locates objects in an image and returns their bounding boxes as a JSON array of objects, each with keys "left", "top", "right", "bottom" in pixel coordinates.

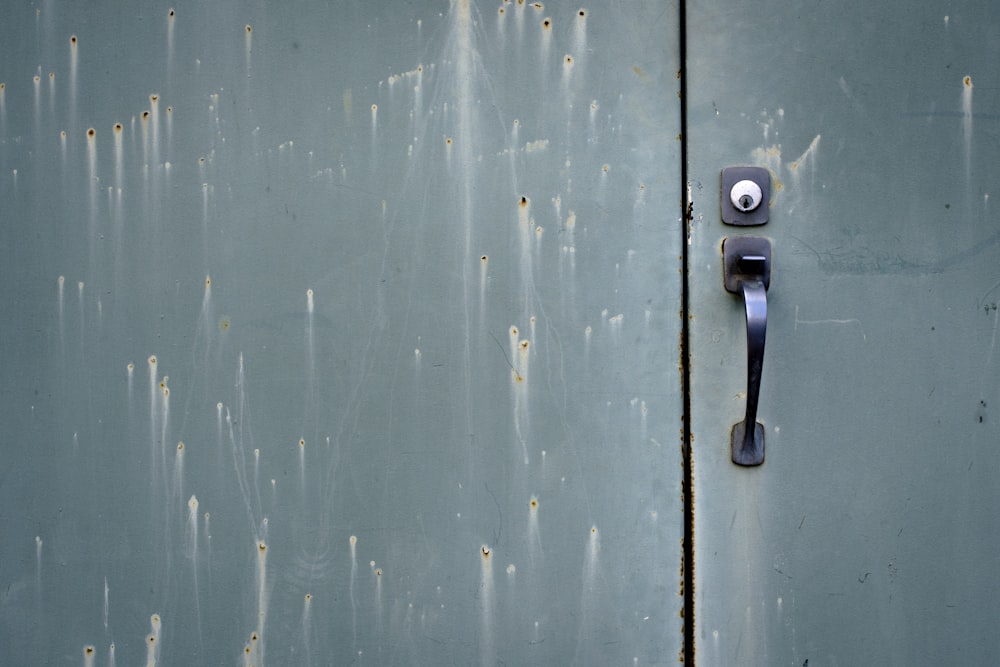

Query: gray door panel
[
  {"left": 0, "top": 2, "right": 682, "bottom": 664},
  {"left": 688, "top": 2, "right": 1000, "bottom": 664}
]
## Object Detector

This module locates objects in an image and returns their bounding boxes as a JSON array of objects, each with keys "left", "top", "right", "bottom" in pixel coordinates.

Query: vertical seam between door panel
[{"left": 678, "top": 0, "right": 695, "bottom": 663}]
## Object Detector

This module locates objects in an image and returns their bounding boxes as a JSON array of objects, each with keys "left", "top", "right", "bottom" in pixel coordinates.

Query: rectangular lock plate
[{"left": 722, "top": 166, "right": 770, "bottom": 226}]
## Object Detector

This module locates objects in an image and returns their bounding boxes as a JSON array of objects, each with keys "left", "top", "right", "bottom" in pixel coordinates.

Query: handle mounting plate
[{"left": 723, "top": 236, "right": 771, "bottom": 293}]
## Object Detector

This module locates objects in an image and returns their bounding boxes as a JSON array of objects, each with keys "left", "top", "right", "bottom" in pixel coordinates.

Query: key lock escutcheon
[{"left": 721, "top": 167, "right": 772, "bottom": 466}]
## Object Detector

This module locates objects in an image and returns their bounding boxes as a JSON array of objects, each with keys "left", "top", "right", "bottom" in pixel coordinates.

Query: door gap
[{"left": 678, "top": 0, "right": 695, "bottom": 663}]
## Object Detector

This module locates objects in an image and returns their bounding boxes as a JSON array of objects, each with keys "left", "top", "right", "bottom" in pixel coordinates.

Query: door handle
[{"left": 723, "top": 237, "right": 771, "bottom": 466}]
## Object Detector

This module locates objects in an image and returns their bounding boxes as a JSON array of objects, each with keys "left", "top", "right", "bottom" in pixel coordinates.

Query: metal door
[
  {"left": 687, "top": 1, "right": 1000, "bottom": 664},
  {"left": 0, "top": 1, "right": 684, "bottom": 665},
  {"left": 6, "top": 1, "right": 994, "bottom": 665}
]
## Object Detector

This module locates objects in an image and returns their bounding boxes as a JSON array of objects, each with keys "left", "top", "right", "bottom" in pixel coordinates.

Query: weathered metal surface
[
  {"left": 688, "top": 2, "right": 1000, "bottom": 664},
  {"left": 0, "top": 2, "right": 682, "bottom": 664}
]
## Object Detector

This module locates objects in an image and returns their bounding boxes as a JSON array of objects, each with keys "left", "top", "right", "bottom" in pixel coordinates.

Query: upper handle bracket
[{"left": 724, "top": 236, "right": 771, "bottom": 293}]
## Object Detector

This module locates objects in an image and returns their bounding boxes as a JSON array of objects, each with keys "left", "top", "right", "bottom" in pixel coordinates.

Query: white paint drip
[
  {"left": 790, "top": 134, "right": 820, "bottom": 173},
  {"left": 450, "top": 0, "right": 479, "bottom": 461},
  {"left": 255, "top": 539, "right": 268, "bottom": 666},
  {"left": 68, "top": 35, "right": 78, "bottom": 136},
  {"left": 350, "top": 535, "right": 358, "bottom": 653},
  {"left": 301, "top": 594, "right": 313, "bottom": 667},
  {"left": 574, "top": 8, "right": 588, "bottom": 57},
  {"left": 788, "top": 134, "right": 821, "bottom": 196},
  {"left": 479, "top": 544, "right": 495, "bottom": 667},
  {"left": 528, "top": 496, "right": 543, "bottom": 564},
  {"left": 167, "top": 9, "right": 175, "bottom": 86},
  {"left": 963, "top": 75, "right": 973, "bottom": 180},
  {"left": 147, "top": 614, "right": 162, "bottom": 666}
]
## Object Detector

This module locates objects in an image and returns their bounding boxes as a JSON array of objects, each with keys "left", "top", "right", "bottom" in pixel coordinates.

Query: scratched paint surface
[
  {"left": 0, "top": 1, "right": 681, "bottom": 664},
  {"left": 687, "top": 2, "right": 1000, "bottom": 664}
]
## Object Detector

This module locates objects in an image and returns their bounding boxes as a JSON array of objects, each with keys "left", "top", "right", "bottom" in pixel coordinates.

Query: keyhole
[{"left": 729, "top": 179, "right": 763, "bottom": 213}]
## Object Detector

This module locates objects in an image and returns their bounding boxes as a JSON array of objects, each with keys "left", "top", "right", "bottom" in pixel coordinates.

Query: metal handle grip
[
  {"left": 723, "top": 237, "right": 771, "bottom": 466},
  {"left": 733, "top": 279, "right": 766, "bottom": 465}
]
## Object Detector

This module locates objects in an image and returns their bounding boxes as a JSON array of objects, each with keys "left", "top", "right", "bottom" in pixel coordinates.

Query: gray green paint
[
  {"left": 3, "top": 0, "right": 1000, "bottom": 665},
  {"left": 0, "top": 1, "right": 683, "bottom": 664},
  {"left": 688, "top": 1, "right": 1000, "bottom": 664}
]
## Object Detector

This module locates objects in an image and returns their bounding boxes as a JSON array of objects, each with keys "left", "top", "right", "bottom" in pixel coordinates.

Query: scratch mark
[
  {"left": 838, "top": 76, "right": 853, "bottom": 101},
  {"left": 484, "top": 483, "right": 503, "bottom": 547},
  {"left": 794, "top": 228, "right": 1000, "bottom": 275},
  {"left": 795, "top": 305, "right": 866, "bottom": 341},
  {"left": 978, "top": 307, "right": 999, "bottom": 398},
  {"left": 489, "top": 331, "right": 518, "bottom": 378}
]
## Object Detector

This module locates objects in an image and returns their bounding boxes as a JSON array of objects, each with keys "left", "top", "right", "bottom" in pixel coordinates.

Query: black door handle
[{"left": 723, "top": 237, "right": 771, "bottom": 466}]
